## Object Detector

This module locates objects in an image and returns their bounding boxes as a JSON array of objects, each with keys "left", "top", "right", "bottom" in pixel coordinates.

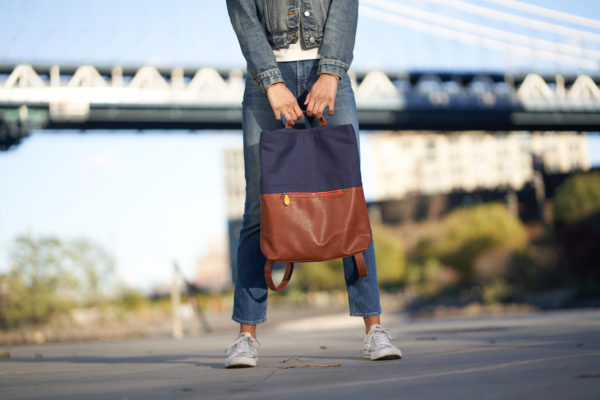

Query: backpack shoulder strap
[
  {"left": 264, "top": 260, "right": 294, "bottom": 291},
  {"left": 354, "top": 252, "right": 368, "bottom": 277}
]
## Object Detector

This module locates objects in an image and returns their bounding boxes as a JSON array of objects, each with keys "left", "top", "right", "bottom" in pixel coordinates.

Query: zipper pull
[{"left": 283, "top": 193, "right": 290, "bottom": 206}]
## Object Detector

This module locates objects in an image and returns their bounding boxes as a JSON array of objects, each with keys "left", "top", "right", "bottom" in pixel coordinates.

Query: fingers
[
  {"left": 277, "top": 103, "right": 300, "bottom": 123},
  {"left": 305, "top": 98, "right": 327, "bottom": 120},
  {"left": 304, "top": 94, "right": 313, "bottom": 116},
  {"left": 314, "top": 101, "right": 325, "bottom": 120},
  {"left": 293, "top": 104, "right": 303, "bottom": 121},
  {"left": 304, "top": 93, "right": 323, "bottom": 119},
  {"left": 267, "top": 82, "right": 302, "bottom": 125},
  {"left": 304, "top": 95, "right": 314, "bottom": 117},
  {"left": 304, "top": 74, "right": 338, "bottom": 119},
  {"left": 281, "top": 105, "right": 303, "bottom": 125}
]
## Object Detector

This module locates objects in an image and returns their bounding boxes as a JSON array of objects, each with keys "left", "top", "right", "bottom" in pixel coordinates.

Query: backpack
[{"left": 259, "top": 117, "right": 372, "bottom": 291}]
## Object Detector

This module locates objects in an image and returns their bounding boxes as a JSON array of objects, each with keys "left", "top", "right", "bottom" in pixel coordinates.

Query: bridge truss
[{"left": 0, "top": 63, "right": 599, "bottom": 150}]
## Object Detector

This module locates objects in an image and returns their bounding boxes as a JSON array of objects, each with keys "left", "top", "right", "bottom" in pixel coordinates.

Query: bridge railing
[{"left": 2, "top": 64, "right": 599, "bottom": 110}]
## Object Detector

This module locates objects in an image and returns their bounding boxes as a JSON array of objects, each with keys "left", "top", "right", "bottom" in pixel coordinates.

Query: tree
[
  {"left": 553, "top": 172, "right": 600, "bottom": 227},
  {"left": 553, "top": 172, "right": 600, "bottom": 288},
  {"left": 0, "top": 235, "right": 115, "bottom": 328},
  {"left": 292, "top": 227, "right": 406, "bottom": 292},
  {"left": 372, "top": 226, "right": 405, "bottom": 287},
  {"left": 413, "top": 203, "right": 528, "bottom": 283}
]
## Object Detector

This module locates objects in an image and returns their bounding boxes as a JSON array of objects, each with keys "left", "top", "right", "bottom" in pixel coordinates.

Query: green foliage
[
  {"left": 116, "top": 288, "right": 148, "bottom": 311},
  {"left": 553, "top": 172, "right": 600, "bottom": 226},
  {"left": 293, "top": 259, "right": 346, "bottom": 292},
  {"left": 413, "top": 203, "right": 528, "bottom": 283},
  {"left": 64, "top": 239, "right": 116, "bottom": 300},
  {"left": 404, "top": 258, "right": 448, "bottom": 296},
  {"left": 0, "top": 235, "right": 115, "bottom": 328},
  {"left": 481, "top": 279, "right": 514, "bottom": 304},
  {"left": 373, "top": 226, "right": 405, "bottom": 287},
  {"left": 292, "top": 227, "right": 406, "bottom": 292}
]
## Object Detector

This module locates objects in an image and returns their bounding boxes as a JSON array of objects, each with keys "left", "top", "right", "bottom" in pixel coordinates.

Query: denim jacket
[{"left": 226, "top": 0, "right": 358, "bottom": 90}]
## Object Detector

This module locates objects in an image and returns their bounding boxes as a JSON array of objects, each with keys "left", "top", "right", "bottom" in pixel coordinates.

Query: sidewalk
[{"left": 1, "top": 309, "right": 599, "bottom": 399}]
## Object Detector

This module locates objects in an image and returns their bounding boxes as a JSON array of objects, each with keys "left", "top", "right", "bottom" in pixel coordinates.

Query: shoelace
[
  {"left": 227, "top": 335, "right": 259, "bottom": 355},
  {"left": 368, "top": 327, "right": 395, "bottom": 350}
]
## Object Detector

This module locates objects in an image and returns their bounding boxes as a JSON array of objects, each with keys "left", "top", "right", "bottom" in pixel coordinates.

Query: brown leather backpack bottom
[{"left": 260, "top": 186, "right": 372, "bottom": 291}]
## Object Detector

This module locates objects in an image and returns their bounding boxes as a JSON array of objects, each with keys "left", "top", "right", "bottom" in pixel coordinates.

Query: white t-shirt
[{"left": 273, "top": 40, "right": 321, "bottom": 62}]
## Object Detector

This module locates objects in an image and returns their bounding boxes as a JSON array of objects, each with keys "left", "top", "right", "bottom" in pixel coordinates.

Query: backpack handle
[
  {"left": 263, "top": 253, "right": 366, "bottom": 292},
  {"left": 264, "top": 260, "right": 294, "bottom": 291}
]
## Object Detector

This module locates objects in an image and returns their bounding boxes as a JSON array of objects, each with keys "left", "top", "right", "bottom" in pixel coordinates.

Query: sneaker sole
[
  {"left": 372, "top": 353, "right": 402, "bottom": 361},
  {"left": 225, "top": 356, "right": 257, "bottom": 369},
  {"left": 364, "top": 349, "right": 403, "bottom": 361}
]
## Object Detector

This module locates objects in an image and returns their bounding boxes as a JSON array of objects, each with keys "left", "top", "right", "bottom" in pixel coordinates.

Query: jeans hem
[
  {"left": 349, "top": 310, "right": 382, "bottom": 317},
  {"left": 232, "top": 315, "right": 267, "bottom": 325}
]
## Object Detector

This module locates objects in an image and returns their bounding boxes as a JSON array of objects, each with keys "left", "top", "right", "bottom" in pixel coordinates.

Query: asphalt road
[{"left": 1, "top": 309, "right": 600, "bottom": 400}]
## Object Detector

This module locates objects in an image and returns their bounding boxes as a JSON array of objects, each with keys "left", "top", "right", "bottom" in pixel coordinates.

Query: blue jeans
[{"left": 232, "top": 59, "right": 381, "bottom": 325}]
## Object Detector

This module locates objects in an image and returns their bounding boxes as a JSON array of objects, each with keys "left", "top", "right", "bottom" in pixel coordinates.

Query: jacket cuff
[
  {"left": 318, "top": 58, "right": 350, "bottom": 80},
  {"left": 255, "top": 68, "right": 284, "bottom": 91}
]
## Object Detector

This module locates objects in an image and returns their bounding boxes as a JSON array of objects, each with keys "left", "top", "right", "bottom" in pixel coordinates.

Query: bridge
[
  {"left": 1, "top": 63, "right": 599, "bottom": 150},
  {"left": 2, "top": 0, "right": 600, "bottom": 150}
]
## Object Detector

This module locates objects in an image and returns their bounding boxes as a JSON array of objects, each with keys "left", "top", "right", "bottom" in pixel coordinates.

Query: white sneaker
[
  {"left": 225, "top": 332, "right": 259, "bottom": 368},
  {"left": 364, "top": 324, "right": 403, "bottom": 361}
]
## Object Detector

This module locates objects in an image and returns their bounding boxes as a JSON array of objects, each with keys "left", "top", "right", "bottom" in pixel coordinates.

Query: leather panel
[{"left": 260, "top": 186, "right": 372, "bottom": 262}]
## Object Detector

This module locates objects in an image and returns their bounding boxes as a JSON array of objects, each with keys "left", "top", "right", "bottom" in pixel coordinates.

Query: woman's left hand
[{"left": 305, "top": 73, "right": 338, "bottom": 120}]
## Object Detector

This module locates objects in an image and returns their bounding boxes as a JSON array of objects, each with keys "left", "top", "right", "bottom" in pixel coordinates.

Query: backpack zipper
[{"left": 282, "top": 189, "right": 345, "bottom": 206}]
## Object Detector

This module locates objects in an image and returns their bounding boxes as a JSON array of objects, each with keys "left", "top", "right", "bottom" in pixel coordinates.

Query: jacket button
[
  {"left": 309, "top": 37, "right": 315, "bottom": 43},
  {"left": 304, "top": 11, "right": 310, "bottom": 17}
]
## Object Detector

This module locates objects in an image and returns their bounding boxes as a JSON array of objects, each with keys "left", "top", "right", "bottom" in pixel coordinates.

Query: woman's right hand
[{"left": 266, "top": 83, "right": 303, "bottom": 125}]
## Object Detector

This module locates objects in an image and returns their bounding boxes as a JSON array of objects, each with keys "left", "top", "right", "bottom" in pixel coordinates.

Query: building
[
  {"left": 224, "top": 146, "right": 246, "bottom": 220},
  {"left": 368, "top": 131, "right": 590, "bottom": 201}
]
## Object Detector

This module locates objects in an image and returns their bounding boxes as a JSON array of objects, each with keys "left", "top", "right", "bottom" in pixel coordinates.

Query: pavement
[{"left": 1, "top": 308, "right": 600, "bottom": 400}]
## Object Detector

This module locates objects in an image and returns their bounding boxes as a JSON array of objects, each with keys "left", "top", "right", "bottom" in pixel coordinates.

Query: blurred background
[{"left": 1, "top": 0, "right": 599, "bottom": 343}]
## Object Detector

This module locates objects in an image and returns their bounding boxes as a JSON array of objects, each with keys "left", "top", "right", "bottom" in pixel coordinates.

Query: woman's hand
[
  {"left": 266, "top": 83, "right": 304, "bottom": 125},
  {"left": 305, "top": 73, "right": 338, "bottom": 120}
]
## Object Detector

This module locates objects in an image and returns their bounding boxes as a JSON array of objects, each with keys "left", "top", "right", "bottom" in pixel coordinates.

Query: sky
[{"left": 0, "top": 0, "right": 599, "bottom": 292}]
